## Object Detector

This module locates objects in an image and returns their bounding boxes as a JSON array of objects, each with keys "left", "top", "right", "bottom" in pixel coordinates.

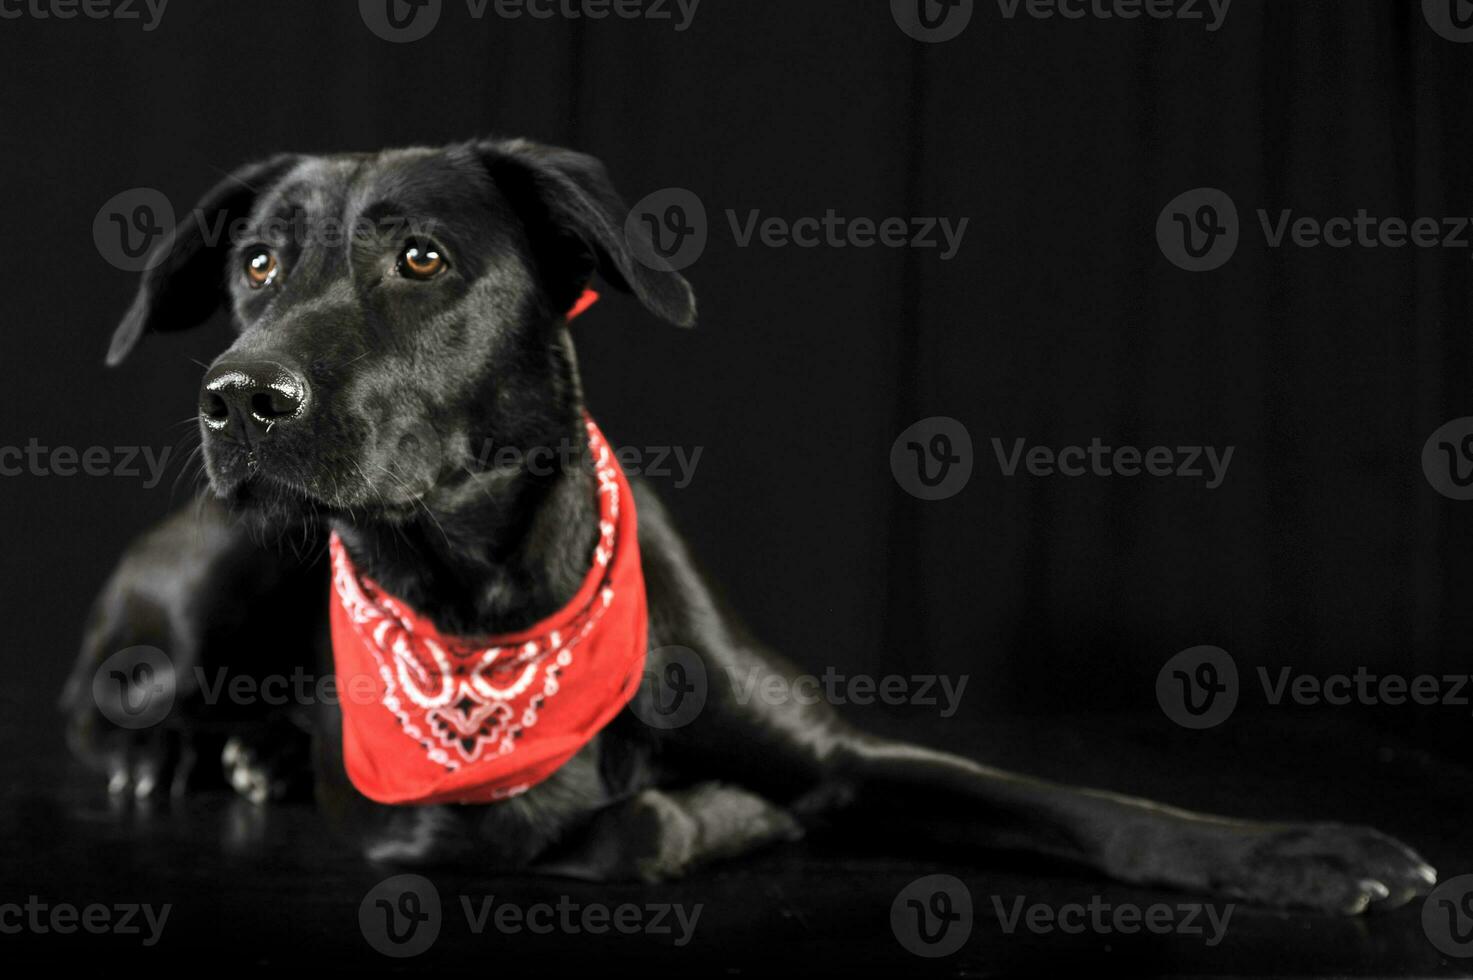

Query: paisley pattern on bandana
[{"left": 330, "top": 420, "right": 621, "bottom": 773}]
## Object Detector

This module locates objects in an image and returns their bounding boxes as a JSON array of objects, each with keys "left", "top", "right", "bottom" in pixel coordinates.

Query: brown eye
[
  {"left": 398, "top": 239, "right": 446, "bottom": 280},
  {"left": 245, "top": 247, "right": 277, "bottom": 288}
]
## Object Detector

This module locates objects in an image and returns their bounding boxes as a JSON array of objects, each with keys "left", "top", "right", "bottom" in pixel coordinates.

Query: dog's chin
[{"left": 210, "top": 470, "right": 326, "bottom": 529}]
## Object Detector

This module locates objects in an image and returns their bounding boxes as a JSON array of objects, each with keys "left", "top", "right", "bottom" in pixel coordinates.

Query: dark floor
[{"left": 6, "top": 701, "right": 1473, "bottom": 977}]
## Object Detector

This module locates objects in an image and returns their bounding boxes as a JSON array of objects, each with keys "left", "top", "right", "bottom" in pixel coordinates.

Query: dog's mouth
[
  {"left": 205, "top": 441, "right": 442, "bottom": 527},
  {"left": 200, "top": 434, "right": 335, "bottom": 515},
  {"left": 213, "top": 465, "right": 325, "bottom": 523}
]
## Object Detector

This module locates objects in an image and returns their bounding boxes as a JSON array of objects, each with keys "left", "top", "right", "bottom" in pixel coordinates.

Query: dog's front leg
[{"left": 61, "top": 497, "right": 323, "bottom": 801}]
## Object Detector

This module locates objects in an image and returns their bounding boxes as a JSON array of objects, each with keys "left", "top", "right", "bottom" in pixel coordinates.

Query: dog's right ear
[{"left": 105, "top": 154, "right": 299, "bottom": 366}]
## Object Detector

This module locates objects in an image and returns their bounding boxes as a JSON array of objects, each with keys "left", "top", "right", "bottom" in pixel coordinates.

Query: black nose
[{"left": 200, "top": 359, "right": 309, "bottom": 435}]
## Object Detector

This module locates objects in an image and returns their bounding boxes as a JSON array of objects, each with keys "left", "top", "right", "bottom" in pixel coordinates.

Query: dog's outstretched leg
[
  {"left": 823, "top": 734, "right": 1436, "bottom": 915},
  {"left": 633, "top": 483, "right": 1438, "bottom": 915}
]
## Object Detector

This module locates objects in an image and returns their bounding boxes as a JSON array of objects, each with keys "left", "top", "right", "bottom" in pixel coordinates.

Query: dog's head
[{"left": 108, "top": 139, "right": 693, "bottom": 525}]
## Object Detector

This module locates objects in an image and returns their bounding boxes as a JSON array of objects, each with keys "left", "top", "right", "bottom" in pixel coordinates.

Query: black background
[
  {"left": 4, "top": 1, "right": 1473, "bottom": 971},
  {"left": 5, "top": 0, "right": 1471, "bottom": 746}
]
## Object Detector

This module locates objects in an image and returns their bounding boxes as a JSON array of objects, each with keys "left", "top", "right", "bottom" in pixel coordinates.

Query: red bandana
[{"left": 327, "top": 290, "right": 649, "bottom": 805}]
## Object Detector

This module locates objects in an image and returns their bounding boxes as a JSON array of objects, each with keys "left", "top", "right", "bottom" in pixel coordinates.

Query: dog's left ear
[
  {"left": 478, "top": 139, "right": 697, "bottom": 328},
  {"left": 106, "top": 154, "right": 300, "bottom": 366}
]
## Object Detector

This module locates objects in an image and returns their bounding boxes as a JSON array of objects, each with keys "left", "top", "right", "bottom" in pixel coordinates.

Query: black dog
[{"left": 63, "top": 138, "right": 1435, "bottom": 913}]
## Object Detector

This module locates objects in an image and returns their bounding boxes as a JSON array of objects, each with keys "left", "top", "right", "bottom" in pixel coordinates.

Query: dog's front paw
[
  {"left": 616, "top": 791, "right": 704, "bottom": 883},
  {"left": 1215, "top": 823, "right": 1437, "bottom": 914},
  {"left": 542, "top": 784, "right": 803, "bottom": 884},
  {"left": 79, "top": 724, "right": 204, "bottom": 802},
  {"left": 222, "top": 724, "right": 311, "bottom": 805},
  {"left": 62, "top": 649, "right": 205, "bottom": 801}
]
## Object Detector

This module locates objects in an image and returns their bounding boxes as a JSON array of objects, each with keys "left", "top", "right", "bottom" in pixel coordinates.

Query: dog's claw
[{"left": 133, "top": 771, "right": 158, "bottom": 800}]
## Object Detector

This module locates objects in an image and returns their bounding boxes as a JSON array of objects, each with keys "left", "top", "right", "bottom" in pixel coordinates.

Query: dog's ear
[
  {"left": 106, "top": 154, "right": 300, "bottom": 366},
  {"left": 478, "top": 139, "right": 696, "bottom": 328}
]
